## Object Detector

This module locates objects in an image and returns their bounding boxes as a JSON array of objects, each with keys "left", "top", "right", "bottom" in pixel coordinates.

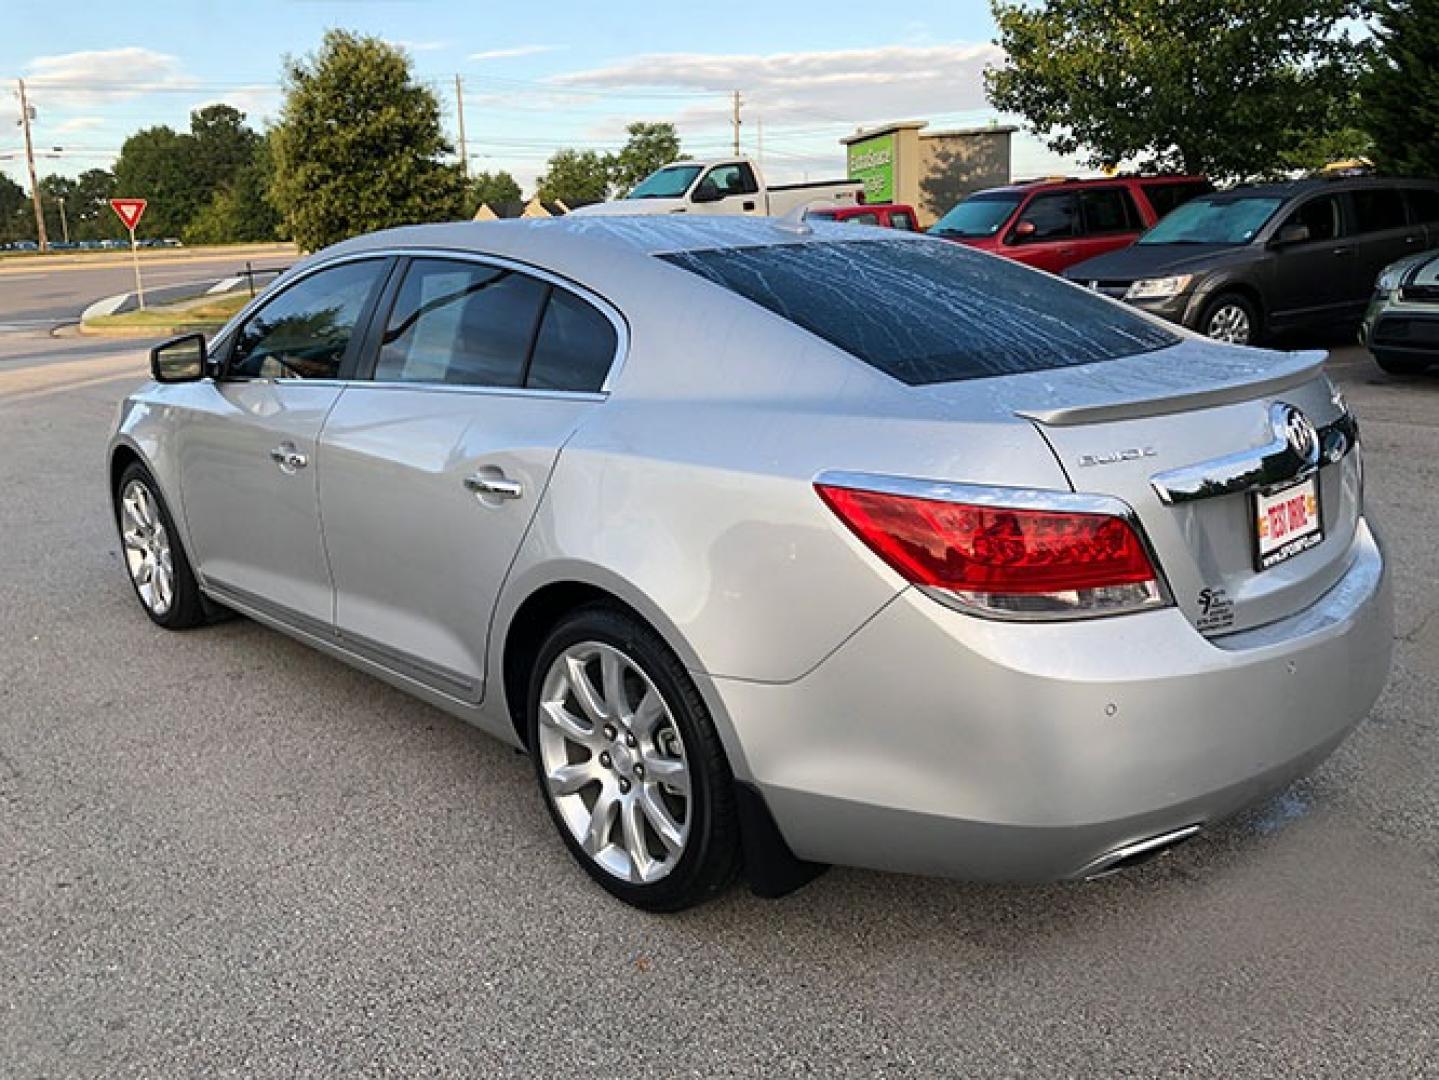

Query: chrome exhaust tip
[{"left": 1078, "top": 823, "right": 1203, "bottom": 881}]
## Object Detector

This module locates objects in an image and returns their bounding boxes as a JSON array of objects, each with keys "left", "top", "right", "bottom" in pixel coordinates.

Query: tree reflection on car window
[{"left": 228, "top": 260, "right": 382, "bottom": 380}]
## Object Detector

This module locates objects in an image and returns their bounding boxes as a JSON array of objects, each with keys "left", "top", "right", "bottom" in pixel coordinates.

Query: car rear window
[{"left": 659, "top": 238, "right": 1179, "bottom": 386}]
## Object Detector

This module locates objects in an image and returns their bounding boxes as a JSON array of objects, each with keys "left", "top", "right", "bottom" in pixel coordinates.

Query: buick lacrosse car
[{"left": 109, "top": 217, "right": 1392, "bottom": 910}]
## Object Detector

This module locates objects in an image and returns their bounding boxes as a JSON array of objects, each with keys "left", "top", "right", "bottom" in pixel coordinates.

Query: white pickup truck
[{"left": 569, "top": 158, "right": 864, "bottom": 217}]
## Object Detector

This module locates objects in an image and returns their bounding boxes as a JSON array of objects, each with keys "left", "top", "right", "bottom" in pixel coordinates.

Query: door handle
[
  {"left": 269, "top": 445, "right": 309, "bottom": 472},
  {"left": 743, "top": 200, "right": 756, "bottom": 211},
  {"left": 464, "top": 473, "right": 523, "bottom": 500}
]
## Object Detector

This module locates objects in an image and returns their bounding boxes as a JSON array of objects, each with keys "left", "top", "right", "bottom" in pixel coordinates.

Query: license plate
[{"left": 1253, "top": 476, "right": 1322, "bottom": 570}]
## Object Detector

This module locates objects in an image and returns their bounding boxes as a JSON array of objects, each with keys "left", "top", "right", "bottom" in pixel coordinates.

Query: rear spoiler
[{"left": 1015, "top": 350, "right": 1328, "bottom": 427}]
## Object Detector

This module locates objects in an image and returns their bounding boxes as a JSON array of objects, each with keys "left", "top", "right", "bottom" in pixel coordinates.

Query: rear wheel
[
  {"left": 114, "top": 462, "right": 208, "bottom": 629},
  {"left": 1372, "top": 351, "right": 1431, "bottom": 376},
  {"left": 527, "top": 605, "right": 740, "bottom": 911},
  {"left": 1198, "top": 292, "right": 1261, "bottom": 346}
]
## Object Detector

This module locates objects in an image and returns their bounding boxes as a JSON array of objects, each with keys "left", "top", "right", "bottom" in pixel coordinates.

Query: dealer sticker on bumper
[{"left": 1254, "top": 475, "right": 1323, "bottom": 570}]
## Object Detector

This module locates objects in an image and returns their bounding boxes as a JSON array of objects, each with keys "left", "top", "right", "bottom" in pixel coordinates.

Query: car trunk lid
[{"left": 919, "top": 340, "right": 1362, "bottom": 635}]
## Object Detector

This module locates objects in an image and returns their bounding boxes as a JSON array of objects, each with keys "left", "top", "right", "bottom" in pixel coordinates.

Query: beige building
[{"left": 842, "top": 120, "right": 1018, "bottom": 227}]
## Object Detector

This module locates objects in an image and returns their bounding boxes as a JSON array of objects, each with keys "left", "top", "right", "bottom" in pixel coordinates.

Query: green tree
[
  {"left": 0, "top": 173, "right": 29, "bottom": 244},
  {"left": 271, "top": 29, "right": 466, "bottom": 250},
  {"left": 536, "top": 148, "right": 612, "bottom": 205},
  {"left": 38, "top": 169, "right": 118, "bottom": 242},
  {"left": 1365, "top": 1, "right": 1439, "bottom": 178},
  {"left": 185, "top": 133, "right": 282, "bottom": 244},
  {"left": 467, "top": 169, "right": 522, "bottom": 214},
  {"left": 609, "top": 122, "right": 684, "bottom": 193},
  {"left": 112, "top": 125, "right": 200, "bottom": 237},
  {"left": 985, "top": 0, "right": 1367, "bottom": 179}
]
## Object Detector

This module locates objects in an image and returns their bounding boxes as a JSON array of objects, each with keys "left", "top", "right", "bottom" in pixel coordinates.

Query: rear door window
[
  {"left": 1013, "top": 193, "right": 1078, "bottom": 242},
  {"left": 375, "top": 258, "right": 549, "bottom": 387},
  {"left": 1406, "top": 188, "right": 1439, "bottom": 224},
  {"left": 890, "top": 211, "right": 917, "bottom": 231},
  {"left": 525, "top": 289, "right": 619, "bottom": 392},
  {"left": 1350, "top": 187, "right": 1408, "bottom": 233},
  {"left": 660, "top": 238, "right": 1178, "bottom": 386},
  {"left": 1078, "top": 188, "right": 1141, "bottom": 234}
]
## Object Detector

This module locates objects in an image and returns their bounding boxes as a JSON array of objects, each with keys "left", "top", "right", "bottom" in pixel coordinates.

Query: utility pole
[
  {"left": 17, "top": 79, "right": 48, "bottom": 253},
  {"left": 57, "top": 196, "right": 69, "bottom": 244},
  {"left": 455, "top": 75, "right": 469, "bottom": 179},
  {"left": 731, "top": 90, "right": 742, "bottom": 156}
]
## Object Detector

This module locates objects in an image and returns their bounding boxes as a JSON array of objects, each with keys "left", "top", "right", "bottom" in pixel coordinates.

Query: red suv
[
  {"left": 806, "top": 203, "right": 919, "bottom": 231},
  {"left": 929, "top": 176, "right": 1212, "bottom": 274}
]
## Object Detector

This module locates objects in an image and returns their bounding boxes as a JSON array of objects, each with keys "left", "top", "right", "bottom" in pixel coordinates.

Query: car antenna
[{"left": 771, "top": 202, "right": 815, "bottom": 236}]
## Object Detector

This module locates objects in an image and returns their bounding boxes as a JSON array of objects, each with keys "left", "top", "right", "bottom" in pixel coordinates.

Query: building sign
[{"left": 847, "top": 133, "right": 895, "bottom": 204}]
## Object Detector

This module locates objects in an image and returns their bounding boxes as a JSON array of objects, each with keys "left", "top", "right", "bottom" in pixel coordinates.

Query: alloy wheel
[
  {"left": 119, "top": 479, "right": 175, "bottom": 616},
  {"left": 1206, "top": 303, "right": 1252, "bottom": 345},
  {"left": 536, "top": 641, "right": 692, "bottom": 884}
]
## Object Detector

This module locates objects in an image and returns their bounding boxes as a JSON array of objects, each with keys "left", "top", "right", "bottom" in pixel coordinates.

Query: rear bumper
[{"left": 711, "top": 518, "right": 1392, "bottom": 881}]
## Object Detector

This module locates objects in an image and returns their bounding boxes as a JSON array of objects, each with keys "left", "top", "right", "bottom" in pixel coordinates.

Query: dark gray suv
[{"left": 1065, "top": 177, "right": 1439, "bottom": 345}]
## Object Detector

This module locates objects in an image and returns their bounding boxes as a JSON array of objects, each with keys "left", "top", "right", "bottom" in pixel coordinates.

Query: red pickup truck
[
  {"left": 929, "top": 175, "right": 1211, "bottom": 274},
  {"left": 805, "top": 204, "right": 920, "bottom": 231}
]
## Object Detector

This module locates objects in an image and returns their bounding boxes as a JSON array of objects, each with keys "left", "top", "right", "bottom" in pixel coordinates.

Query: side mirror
[
  {"left": 150, "top": 332, "right": 208, "bottom": 384},
  {"left": 1273, "top": 222, "right": 1311, "bottom": 246},
  {"left": 1013, "top": 220, "right": 1038, "bottom": 240},
  {"left": 691, "top": 181, "right": 723, "bottom": 204}
]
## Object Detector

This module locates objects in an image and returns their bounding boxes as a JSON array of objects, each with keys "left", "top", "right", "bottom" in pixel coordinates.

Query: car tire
[
  {"left": 1372, "top": 351, "right": 1431, "bottom": 376},
  {"left": 1197, "top": 292, "right": 1262, "bottom": 346},
  {"left": 526, "top": 604, "right": 740, "bottom": 911},
  {"left": 113, "top": 462, "right": 209, "bottom": 630}
]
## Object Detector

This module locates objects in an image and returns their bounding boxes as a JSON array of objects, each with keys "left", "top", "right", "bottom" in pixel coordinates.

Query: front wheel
[
  {"left": 114, "top": 462, "right": 208, "bottom": 629},
  {"left": 1197, "top": 292, "right": 1261, "bottom": 346},
  {"left": 527, "top": 605, "right": 740, "bottom": 911}
]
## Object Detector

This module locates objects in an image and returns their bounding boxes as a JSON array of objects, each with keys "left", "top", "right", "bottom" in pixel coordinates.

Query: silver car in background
[{"left": 109, "top": 218, "right": 1392, "bottom": 910}]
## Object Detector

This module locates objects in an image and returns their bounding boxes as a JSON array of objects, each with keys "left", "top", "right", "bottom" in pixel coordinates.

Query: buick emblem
[{"left": 1274, "top": 403, "right": 1319, "bottom": 464}]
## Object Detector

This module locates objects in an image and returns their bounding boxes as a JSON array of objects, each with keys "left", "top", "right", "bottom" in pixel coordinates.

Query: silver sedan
[{"left": 108, "top": 217, "right": 1393, "bottom": 910}]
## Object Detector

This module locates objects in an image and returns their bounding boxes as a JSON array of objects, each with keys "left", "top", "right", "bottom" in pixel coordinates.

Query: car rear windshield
[
  {"left": 659, "top": 238, "right": 1179, "bottom": 386},
  {"left": 929, "top": 193, "right": 1022, "bottom": 238},
  {"left": 1139, "top": 195, "right": 1283, "bottom": 245}
]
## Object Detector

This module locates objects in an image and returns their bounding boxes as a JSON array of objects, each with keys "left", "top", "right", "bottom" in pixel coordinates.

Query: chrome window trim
[
  {"left": 813, "top": 469, "right": 1175, "bottom": 621},
  {"left": 215, "top": 246, "right": 632, "bottom": 396}
]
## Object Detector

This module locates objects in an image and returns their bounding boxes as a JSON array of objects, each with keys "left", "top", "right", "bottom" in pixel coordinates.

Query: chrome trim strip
[
  {"left": 813, "top": 469, "right": 1175, "bottom": 619},
  {"left": 203, "top": 580, "right": 481, "bottom": 701},
  {"left": 1150, "top": 407, "right": 1358, "bottom": 506},
  {"left": 217, "top": 245, "right": 632, "bottom": 396}
]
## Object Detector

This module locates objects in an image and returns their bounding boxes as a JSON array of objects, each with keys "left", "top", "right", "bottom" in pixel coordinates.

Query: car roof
[
  {"left": 1202, "top": 176, "right": 1439, "bottom": 201},
  {"left": 974, "top": 175, "right": 1207, "bottom": 197},
  {"left": 313, "top": 215, "right": 884, "bottom": 266}
]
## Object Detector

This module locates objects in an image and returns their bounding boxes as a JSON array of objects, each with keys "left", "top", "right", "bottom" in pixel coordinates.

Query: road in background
[
  {"left": 0, "top": 247, "right": 291, "bottom": 371},
  {"left": 0, "top": 341, "right": 1435, "bottom": 1078}
]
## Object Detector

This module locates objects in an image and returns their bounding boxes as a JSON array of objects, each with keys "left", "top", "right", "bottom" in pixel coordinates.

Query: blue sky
[{"left": 1, "top": 0, "right": 1080, "bottom": 194}]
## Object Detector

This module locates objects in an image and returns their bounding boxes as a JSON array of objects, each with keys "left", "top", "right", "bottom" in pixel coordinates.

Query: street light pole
[
  {"left": 17, "top": 79, "right": 48, "bottom": 253},
  {"left": 58, "top": 196, "right": 69, "bottom": 244}
]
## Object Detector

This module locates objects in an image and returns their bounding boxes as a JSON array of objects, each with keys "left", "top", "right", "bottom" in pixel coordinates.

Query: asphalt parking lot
[{"left": 1, "top": 328, "right": 1436, "bottom": 1077}]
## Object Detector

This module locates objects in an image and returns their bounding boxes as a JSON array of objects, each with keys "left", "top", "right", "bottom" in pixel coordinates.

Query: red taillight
[{"left": 816, "top": 483, "right": 1165, "bottom": 619}]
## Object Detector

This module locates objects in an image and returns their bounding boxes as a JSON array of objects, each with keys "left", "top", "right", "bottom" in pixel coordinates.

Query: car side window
[
  {"left": 375, "top": 258, "right": 549, "bottom": 387},
  {"left": 701, "top": 164, "right": 754, "bottom": 199},
  {"left": 891, "top": 211, "right": 917, "bottom": 231},
  {"left": 1280, "top": 195, "right": 1342, "bottom": 242},
  {"left": 526, "top": 289, "right": 619, "bottom": 392},
  {"left": 1013, "top": 193, "right": 1078, "bottom": 242},
  {"left": 1141, "top": 181, "right": 1212, "bottom": 220},
  {"left": 1351, "top": 187, "right": 1408, "bottom": 233},
  {"left": 1406, "top": 188, "right": 1439, "bottom": 224},
  {"left": 228, "top": 260, "right": 383, "bottom": 380},
  {"left": 846, "top": 212, "right": 881, "bottom": 226},
  {"left": 1078, "top": 188, "right": 1140, "bottom": 234}
]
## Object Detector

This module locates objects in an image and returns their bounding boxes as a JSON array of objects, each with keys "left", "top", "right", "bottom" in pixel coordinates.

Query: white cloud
[
  {"left": 23, "top": 47, "right": 195, "bottom": 108},
  {"left": 392, "top": 39, "right": 450, "bottom": 53},
  {"left": 470, "top": 44, "right": 562, "bottom": 63},
  {"left": 192, "top": 85, "right": 283, "bottom": 124},
  {"left": 54, "top": 116, "right": 105, "bottom": 134},
  {"left": 551, "top": 42, "right": 1004, "bottom": 128}
]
